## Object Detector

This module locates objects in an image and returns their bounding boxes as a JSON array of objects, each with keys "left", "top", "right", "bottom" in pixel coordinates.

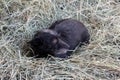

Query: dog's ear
[{"left": 42, "top": 29, "right": 58, "bottom": 36}]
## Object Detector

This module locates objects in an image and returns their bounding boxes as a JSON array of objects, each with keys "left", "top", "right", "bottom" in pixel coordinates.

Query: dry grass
[{"left": 0, "top": 0, "right": 120, "bottom": 80}]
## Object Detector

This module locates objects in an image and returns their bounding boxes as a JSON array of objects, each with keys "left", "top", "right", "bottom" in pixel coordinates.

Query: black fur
[{"left": 28, "top": 19, "right": 90, "bottom": 58}]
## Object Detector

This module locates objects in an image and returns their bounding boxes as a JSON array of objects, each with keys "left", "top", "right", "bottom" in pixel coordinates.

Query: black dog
[{"left": 28, "top": 19, "right": 90, "bottom": 58}]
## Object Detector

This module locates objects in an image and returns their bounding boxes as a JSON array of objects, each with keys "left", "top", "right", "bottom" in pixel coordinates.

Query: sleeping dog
[{"left": 28, "top": 19, "right": 90, "bottom": 58}]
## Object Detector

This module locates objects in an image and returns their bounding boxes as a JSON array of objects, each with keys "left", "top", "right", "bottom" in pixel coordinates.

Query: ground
[{"left": 0, "top": 0, "right": 120, "bottom": 80}]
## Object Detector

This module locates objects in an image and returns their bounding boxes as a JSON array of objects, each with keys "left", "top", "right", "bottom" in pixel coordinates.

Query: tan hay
[{"left": 0, "top": 0, "right": 120, "bottom": 79}]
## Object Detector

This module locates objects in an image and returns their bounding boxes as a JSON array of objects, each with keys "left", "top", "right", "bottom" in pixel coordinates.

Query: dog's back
[{"left": 49, "top": 19, "right": 90, "bottom": 50}]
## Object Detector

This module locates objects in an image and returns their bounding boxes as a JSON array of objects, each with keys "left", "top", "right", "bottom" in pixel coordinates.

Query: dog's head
[{"left": 28, "top": 29, "right": 69, "bottom": 58}]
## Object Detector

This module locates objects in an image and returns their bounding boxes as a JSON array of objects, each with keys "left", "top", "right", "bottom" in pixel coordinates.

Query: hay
[{"left": 0, "top": 0, "right": 120, "bottom": 79}]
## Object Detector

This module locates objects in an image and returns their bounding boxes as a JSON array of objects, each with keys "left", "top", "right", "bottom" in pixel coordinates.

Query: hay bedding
[{"left": 0, "top": 0, "right": 120, "bottom": 80}]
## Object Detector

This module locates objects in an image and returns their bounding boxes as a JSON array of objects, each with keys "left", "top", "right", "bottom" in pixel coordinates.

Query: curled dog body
[{"left": 28, "top": 19, "right": 90, "bottom": 58}]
